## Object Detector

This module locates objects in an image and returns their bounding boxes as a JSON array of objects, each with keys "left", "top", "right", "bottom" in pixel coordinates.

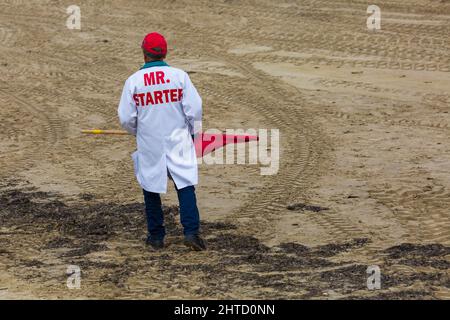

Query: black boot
[
  {"left": 184, "top": 234, "right": 207, "bottom": 251},
  {"left": 146, "top": 238, "right": 164, "bottom": 250}
]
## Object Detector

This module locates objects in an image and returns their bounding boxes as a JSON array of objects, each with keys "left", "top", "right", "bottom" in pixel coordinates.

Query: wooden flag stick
[{"left": 82, "top": 129, "right": 129, "bottom": 135}]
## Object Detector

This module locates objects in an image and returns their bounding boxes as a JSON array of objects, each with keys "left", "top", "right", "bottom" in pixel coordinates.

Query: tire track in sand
[{"left": 215, "top": 56, "right": 367, "bottom": 242}]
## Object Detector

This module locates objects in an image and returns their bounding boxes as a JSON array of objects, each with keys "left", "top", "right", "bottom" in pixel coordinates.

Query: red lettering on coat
[
  {"left": 146, "top": 92, "right": 154, "bottom": 105},
  {"left": 162, "top": 89, "right": 170, "bottom": 102},
  {"left": 137, "top": 93, "right": 145, "bottom": 106},
  {"left": 154, "top": 91, "right": 163, "bottom": 104},
  {"left": 156, "top": 71, "right": 165, "bottom": 84},
  {"left": 144, "top": 72, "right": 155, "bottom": 86},
  {"left": 133, "top": 94, "right": 140, "bottom": 106},
  {"left": 169, "top": 89, "right": 177, "bottom": 102}
]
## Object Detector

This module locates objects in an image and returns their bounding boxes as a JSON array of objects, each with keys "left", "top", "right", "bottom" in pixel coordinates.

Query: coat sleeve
[
  {"left": 118, "top": 78, "right": 137, "bottom": 136},
  {"left": 181, "top": 72, "right": 202, "bottom": 135}
]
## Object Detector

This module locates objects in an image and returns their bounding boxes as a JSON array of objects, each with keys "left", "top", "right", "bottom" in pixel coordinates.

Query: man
[{"left": 118, "top": 32, "right": 206, "bottom": 251}]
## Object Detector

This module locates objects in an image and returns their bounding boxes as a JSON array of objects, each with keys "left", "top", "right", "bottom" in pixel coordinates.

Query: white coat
[{"left": 118, "top": 61, "right": 202, "bottom": 193}]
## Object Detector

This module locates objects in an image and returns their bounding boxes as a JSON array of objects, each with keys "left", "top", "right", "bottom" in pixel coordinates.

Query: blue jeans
[{"left": 143, "top": 185, "right": 200, "bottom": 241}]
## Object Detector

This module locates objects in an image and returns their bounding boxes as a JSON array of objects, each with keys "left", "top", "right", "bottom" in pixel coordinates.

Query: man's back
[{"left": 118, "top": 60, "right": 202, "bottom": 194}]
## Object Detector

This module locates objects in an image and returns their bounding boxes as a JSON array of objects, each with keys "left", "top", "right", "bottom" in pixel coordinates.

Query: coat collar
[{"left": 140, "top": 60, "right": 169, "bottom": 70}]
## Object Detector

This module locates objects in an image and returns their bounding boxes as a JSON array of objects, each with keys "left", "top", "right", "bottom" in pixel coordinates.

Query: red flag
[{"left": 195, "top": 133, "right": 259, "bottom": 157}]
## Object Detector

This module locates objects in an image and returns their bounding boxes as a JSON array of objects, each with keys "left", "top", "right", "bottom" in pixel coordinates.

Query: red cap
[{"left": 141, "top": 32, "right": 167, "bottom": 56}]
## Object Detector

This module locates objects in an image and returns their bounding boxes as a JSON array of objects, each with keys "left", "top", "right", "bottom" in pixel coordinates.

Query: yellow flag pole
[{"left": 81, "top": 129, "right": 129, "bottom": 135}]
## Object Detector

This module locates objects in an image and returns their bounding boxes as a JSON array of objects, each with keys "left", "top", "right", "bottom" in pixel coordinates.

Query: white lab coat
[{"left": 118, "top": 62, "right": 202, "bottom": 193}]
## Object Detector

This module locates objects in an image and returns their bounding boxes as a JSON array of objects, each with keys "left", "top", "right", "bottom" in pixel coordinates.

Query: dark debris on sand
[
  {"left": 287, "top": 203, "right": 329, "bottom": 212},
  {"left": 0, "top": 181, "right": 448, "bottom": 299}
]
